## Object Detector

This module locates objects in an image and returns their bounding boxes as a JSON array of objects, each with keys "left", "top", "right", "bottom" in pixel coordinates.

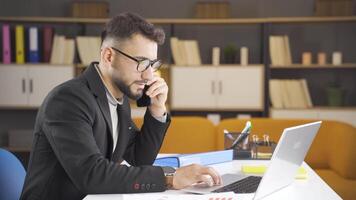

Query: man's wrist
[
  {"left": 149, "top": 104, "right": 167, "bottom": 118},
  {"left": 162, "top": 166, "right": 176, "bottom": 190}
]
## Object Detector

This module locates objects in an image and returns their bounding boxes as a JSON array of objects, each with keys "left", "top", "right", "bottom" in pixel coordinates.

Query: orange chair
[
  {"left": 216, "top": 118, "right": 356, "bottom": 200},
  {"left": 133, "top": 116, "right": 217, "bottom": 153}
]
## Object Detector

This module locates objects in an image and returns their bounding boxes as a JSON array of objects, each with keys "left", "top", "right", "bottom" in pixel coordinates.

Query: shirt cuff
[{"left": 152, "top": 112, "right": 167, "bottom": 123}]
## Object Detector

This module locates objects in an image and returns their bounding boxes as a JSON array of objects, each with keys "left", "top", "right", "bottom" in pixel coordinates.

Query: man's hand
[
  {"left": 146, "top": 76, "right": 168, "bottom": 117},
  {"left": 172, "top": 164, "right": 222, "bottom": 190}
]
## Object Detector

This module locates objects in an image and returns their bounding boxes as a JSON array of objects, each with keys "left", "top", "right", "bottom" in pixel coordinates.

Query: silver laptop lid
[{"left": 254, "top": 121, "right": 321, "bottom": 200}]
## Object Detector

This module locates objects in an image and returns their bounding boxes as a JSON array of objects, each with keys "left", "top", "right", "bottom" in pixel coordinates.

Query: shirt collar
[{"left": 94, "top": 63, "right": 123, "bottom": 106}]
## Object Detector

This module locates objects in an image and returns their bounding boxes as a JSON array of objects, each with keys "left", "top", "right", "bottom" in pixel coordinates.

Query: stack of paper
[
  {"left": 269, "top": 79, "right": 313, "bottom": 109},
  {"left": 50, "top": 35, "right": 75, "bottom": 64},
  {"left": 170, "top": 37, "right": 202, "bottom": 66},
  {"left": 122, "top": 192, "right": 238, "bottom": 200},
  {"left": 269, "top": 35, "right": 292, "bottom": 66},
  {"left": 76, "top": 36, "right": 101, "bottom": 65}
]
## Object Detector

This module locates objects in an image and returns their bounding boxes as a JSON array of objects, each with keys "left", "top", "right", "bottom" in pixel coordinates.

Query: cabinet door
[
  {"left": 170, "top": 66, "right": 216, "bottom": 109},
  {"left": 216, "top": 66, "right": 264, "bottom": 110},
  {"left": 28, "top": 65, "right": 74, "bottom": 106},
  {"left": 319, "top": 109, "right": 356, "bottom": 127},
  {"left": 0, "top": 66, "right": 28, "bottom": 106}
]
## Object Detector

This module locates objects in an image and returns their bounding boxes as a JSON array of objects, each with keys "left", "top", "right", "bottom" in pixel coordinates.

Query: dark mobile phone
[{"left": 136, "top": 85, "right": 151, "bottom": 107}]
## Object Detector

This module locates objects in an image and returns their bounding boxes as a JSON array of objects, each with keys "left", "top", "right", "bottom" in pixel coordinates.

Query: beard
[{"left": 112, "top": 76, "right": 144, "bottom": 100}]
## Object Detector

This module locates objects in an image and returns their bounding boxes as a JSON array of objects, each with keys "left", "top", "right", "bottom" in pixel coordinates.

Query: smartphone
[{"left": 136, "top": 85, "right": 151, "bottom": 107}]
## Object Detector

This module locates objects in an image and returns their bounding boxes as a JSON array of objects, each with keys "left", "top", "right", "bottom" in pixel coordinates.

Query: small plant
[{"left": 223, "top": 44, "right": 237, "bottom": 64}]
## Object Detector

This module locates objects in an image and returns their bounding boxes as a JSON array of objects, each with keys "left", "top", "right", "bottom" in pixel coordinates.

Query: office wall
[{"left": 0, "top": 0, "right": 355, "bottom": 146}]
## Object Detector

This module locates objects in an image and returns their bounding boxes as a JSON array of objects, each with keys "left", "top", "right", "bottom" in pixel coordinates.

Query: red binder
[{"left": 43, "top": 26, "right": 53, "bottom": 63}]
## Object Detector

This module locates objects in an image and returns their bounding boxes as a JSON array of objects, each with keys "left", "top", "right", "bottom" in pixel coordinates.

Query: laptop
[{"left": 183, "top": 121, "right": 322, "bottom": 200}]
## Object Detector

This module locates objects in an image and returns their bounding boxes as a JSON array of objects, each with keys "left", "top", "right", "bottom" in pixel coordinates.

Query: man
[{"left": 21, "top": 12, "right": 221, "bottom": 200}]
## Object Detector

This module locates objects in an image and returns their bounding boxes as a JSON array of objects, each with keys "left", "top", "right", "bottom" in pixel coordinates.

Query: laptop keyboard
[{"left": 213, "top": 176, "right": 262, "bottom": 193}]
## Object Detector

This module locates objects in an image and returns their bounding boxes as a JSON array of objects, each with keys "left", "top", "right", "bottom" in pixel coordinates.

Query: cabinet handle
[
  {"left": 219, "top": 81, "right": 222, "bottom": 95},
  {"left": 211, "top": 81, "right": 215, "bottom": 94},
  {"left": 30, "top": 79, "right": 33, "bottom": 94},
  {"left": 22, "top": 78, "right": 26, "bottom": 93}
]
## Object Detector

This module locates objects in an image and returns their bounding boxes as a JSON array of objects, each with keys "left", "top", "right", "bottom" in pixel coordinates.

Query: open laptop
[{"left": 183, "top": 121, "right": 322, "bottom": 200}]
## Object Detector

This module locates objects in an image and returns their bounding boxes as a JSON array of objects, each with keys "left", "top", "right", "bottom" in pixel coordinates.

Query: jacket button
[
  {"left": 134, "top": 183, "right": 140, "bottom": 190},
  {"left": 146, "top": 184, "right": 151, "bottom": 190},
  {"left": 141, "top": 184, "right": 145, "bottom": 190}
]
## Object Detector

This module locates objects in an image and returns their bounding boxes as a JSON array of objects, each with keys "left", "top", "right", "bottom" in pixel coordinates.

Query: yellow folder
[
  {"left": 15, "top": 25, "right": 25, "bottom": 64},
  {"left": 241, "top": 165, "right": 308, "bottom": 179}
]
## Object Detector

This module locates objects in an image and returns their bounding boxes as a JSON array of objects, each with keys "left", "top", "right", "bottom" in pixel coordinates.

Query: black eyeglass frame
[{"left": 111, "top": 47, "right": 162, "bottom": 72}]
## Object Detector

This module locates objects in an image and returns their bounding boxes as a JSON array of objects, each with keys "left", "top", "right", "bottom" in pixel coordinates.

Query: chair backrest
[
  {"left": 0, "top": 148, "right": 26, "bottom": 200},
  {"left": 133, "top": 116, "right": 217, "bottom": 153},
  {"left": 216, "top": 118, "right": 356, "bottom": 179}
]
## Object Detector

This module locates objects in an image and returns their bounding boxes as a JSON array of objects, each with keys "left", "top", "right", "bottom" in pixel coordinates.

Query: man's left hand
[{"left": 146, "top": 76, "right": 168, "bottom": 117}]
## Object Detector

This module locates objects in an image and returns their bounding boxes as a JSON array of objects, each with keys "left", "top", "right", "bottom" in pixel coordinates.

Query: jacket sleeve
[
  {"left": 123, "top": 109, "right": 171, "bottom": 166},
  {"left": 42, "top": 86, "right": 166, "bottom": 194}
]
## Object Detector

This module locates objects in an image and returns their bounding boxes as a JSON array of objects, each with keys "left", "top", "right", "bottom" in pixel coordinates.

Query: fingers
[
  {"left": 201, "top": 167, "right": 222, "bottom": 185},
  {"left": 146, "top": 77, "right": 168, "bottom": 98}
]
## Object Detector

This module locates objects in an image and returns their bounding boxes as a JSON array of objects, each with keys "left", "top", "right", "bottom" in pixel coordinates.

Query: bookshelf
[
  {"left": 1, "top": 16, "right": 356, "bottom": 119},
  {"left": 1, "top": 16, "right": 356, "bottom": 24},
  {"left": 270, "top": 63, "right": 356, "bottom": 69}
]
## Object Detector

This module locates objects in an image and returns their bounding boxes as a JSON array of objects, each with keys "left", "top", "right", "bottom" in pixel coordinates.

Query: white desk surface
[{"left": 84, "top": 160, "right": 341, "bottom": 200}]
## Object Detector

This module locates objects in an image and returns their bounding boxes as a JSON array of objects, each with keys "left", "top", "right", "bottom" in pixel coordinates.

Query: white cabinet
[
  {"left": 170, "top": 65, "right": 264, "bottom": 111},
  {"left": 0, "top": 65, "right": 74, "bottom": 108}
]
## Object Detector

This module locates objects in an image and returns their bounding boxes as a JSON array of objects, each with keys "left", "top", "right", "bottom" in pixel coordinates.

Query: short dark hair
[{"left": 101, "top": 12, "right": 165, "bottom": 45}]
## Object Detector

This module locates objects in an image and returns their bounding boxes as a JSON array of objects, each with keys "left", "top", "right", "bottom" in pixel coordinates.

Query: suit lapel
[{"left": 82, "top": 62, "right": 114, "bottom": 154}]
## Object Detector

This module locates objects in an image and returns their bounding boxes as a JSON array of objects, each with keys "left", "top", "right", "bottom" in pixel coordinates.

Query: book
[
  {"left": 15, "top": 25, "right": 25, "bottom": 64},
  {"left": 28, "top": 27, "right": 40, "bottom": 63},
  {"left": 2, "top": 24, "right": 11, "bottom": 64},
  {"left": 43, "top": 26, "right": 54, "bottom": 63},
  {"left": 241, "top": 165, "right": 307, "bottom": 179},
  {"left": 76, "top": 36, "right": 101, "bottom": 65},
  {"left": 153, "top": 150, "right": 233, "bottom": 168}
]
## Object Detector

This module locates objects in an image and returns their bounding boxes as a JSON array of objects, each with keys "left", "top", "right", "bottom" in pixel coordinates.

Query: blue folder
[{"left": 153, "top": 150, "right": 233, "bottom": 168}]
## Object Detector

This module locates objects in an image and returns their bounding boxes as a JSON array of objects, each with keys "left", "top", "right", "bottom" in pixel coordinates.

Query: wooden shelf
[
  {"left": 171, "top": 64, "right": 264, "bottom": 67},
  {"left": 270, "top": 63, "right": 356, "bottom": 69},
  {"left": 271, "top": 106, "right": 356, "bottom": 111},
  {"left": 1, "top": 16, "right": 356, "bottom": 25},
  {"left": 0, "top": 63, "right": 76, "bottom": 68}
]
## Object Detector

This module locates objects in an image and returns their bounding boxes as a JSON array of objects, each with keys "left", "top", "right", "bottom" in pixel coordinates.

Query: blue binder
[{"left": 153, "top": 150, "right": 233, "bottom": 168}]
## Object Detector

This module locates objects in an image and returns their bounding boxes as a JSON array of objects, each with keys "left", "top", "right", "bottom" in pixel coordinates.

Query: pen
[
  {"left": 229, "top": 121, "right": 252, "bottom": 149},
  {"left": 224, "top": 129, "right": 235, "bottom": 141}
]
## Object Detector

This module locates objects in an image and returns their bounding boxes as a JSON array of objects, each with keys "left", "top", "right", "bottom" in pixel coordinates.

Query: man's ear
[{"left": 101, "top": 47, "right": 113, "bottom": 63}]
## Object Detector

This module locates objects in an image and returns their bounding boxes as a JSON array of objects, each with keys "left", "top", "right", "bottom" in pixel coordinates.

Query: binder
[
  {"left": 43, "top": 26, "right": 53, "bottom": 62},
  {"left": 15, "top": 25, "right": 25, "bottom": 64},
  {"left": 153, "top": 150, "right": 233, "bottom": 168},
  {"left": 2, "top": 24, "right": 11, "bottom": 64},
  {"left": 28, "top": 27, "right": 39, "bottom": 63}
]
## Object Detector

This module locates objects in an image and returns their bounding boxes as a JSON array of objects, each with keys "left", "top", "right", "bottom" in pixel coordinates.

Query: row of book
[
  {"left": 1, "top": 24, "right": 54, "bottom": 64},
  {"left": 269, "top": 79, "right": 313, "bottom": 109},
  {"left": 51, "top": 35, "right": 101, "bottom": 65},
  {"left": 170, "top": 37, "right": 202, "bottom": 66},
  {"left": 1, "top": 24, "right": 100, "bottom": 65},
  {"left": 195, "top": 1, "right": 230, "bottom": 18},
  {"left": 269, "top": 35, "right": 292, "bottom": 66}
]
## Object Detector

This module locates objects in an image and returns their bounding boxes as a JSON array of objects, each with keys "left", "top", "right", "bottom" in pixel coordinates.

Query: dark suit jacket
[{"left": 21, "top": 62, "right": 171, "bottom": 200}]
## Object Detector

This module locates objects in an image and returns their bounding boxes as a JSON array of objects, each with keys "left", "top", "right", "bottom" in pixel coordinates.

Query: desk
[{"left": 84, "top": 160, "right": 341, "bottom": 200}]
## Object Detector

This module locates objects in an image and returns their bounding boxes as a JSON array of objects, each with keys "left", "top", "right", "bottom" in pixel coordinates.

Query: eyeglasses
[{"left": 111, "top": 47, "right": 162, "bottom": 72}]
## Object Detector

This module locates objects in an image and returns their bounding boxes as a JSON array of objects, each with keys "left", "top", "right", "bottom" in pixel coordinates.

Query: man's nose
[{"left": 141, "top": 65, "right": 154, "bottom": 81}]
